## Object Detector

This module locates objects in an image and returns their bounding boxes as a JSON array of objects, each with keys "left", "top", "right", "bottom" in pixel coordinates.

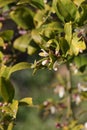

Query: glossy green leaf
[
  {"left": 13, "top": 34, "right": 31, "bottom": 52},
  {"left": 0, "top": 30, "right": 14, "bottom": 41},
  {"left": 10, "top": 7, "right": 35, "bottom": 29},
  {"left": 19, "top": 97, "right": 33, "bottom": 106},
  {"left": 0, "top": 0, "right": 15, "bottom": 7},
  {"left": 0, "top": 77, "right": 15, "bottom": 102}
]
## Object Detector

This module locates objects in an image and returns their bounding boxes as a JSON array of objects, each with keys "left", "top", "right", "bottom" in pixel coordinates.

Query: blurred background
[{"left": 11, "top": 68, "right": 58, "bottom": 130}]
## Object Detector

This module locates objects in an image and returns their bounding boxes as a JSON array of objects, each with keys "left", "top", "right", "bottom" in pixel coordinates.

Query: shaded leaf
[
  {"left": 0, "top": 77, "right": 15, "bottom": 102},
  {"left": 74, "top": 54, "right": 87, "bottom": 68},
  {"left": 59, "top": 38, "right": 70, "bottom": 55},
  {"left": 10, "top": 6, "right": 35, "bottom": 29},
  {"left": 0, "top": 30, "right": 14, "bottom": 41}
]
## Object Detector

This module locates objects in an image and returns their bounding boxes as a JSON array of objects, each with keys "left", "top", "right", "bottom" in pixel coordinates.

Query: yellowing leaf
[
  {"left": 19, "top": 97, "right": 33, "bottom": 106},
  {"left": 0, "top": 37, "right": 4, "bottom": 47},
  {"left": 68, "top": 33, "right": 86, "bottom": 55},
  {"left": 64, "top": 22, "right": 72, "bottom": 44}
]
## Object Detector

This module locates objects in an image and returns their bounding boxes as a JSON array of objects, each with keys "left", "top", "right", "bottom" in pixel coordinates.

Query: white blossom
[
  {"left": 54, "top": 85, "right": 65, "bottom": 98},
  {"left": 53, "top": 61, "right": 59, "bottom": 71},
  {"left": 42, "top": 59, "right": 48, "bottom": 65}
]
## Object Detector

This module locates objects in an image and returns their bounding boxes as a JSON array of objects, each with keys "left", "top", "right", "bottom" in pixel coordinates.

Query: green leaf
[
  {"left": 10, "top": 100, "right": 18, "bottom": 118},
  {"left": 42, "top": 22, "right": 63, "bottom": 38},
  {"left": 0, "top": 77, "right": 15, "bottom": 102},
  {"left": 7, "top": 122, "right": 14, "bottom": 130},
  {"left": 17, "top": 0, "right": 44, "bottom": 9},
  {"left": 69, "top": 33, "right": 86, "bottom": 55},
  {"left": 0, "top": 65, "right": 11, "bottom": 78},
  {"left": 10, "top": 6, "right": 35, "bottom": 29},
  {"left": 27, "top": 45, "right": 37, "bottom": 55},
  {"left": 52, "top": 0, "right": 78, "bottom": 22},
  {"left": 0, "top": 30, "right": 14, "bottom": 41},
  {"left": 60, "top": 0, "right": 78, "bottom": 20},
  {"left": 34, "top": 6, "right": 50, "bottom": 27},
  {"left": 31, "top": 29, "right": 42, "bottom": 44},
  {"left": 72, "top": 0, "right": 85, "bottom": 6},
  {"left": 0, "top": 125, "right": 4, "bottom": 130},
  {"left": 19, "top": 97, "right": 33, "bottom": 106},
  {"left": 52, "top": 0, "right": 65, "bottom": 22},
  {"left": 0, "top": 0, "right": 15, "bottom": 8},
  {"left": 13, "top": 34, "right": 31, "bottom": 52},
  {"left": 74, "top": 54, "right": 87, "bottom": 68},
  {"left": 78, "top": 4, "right": 87, "bottom": 25},
  {"left": 0, "top": 37, "right": 4, "bottom": 47},
  {"left": 59, "top": 38, "right": 70, "bottom": 55},
  {"left": 7, "top": 62, "right": 31, "bottom": 78},
  {"left": 64, "top": 22, "right": 72, "bottom": 44}
]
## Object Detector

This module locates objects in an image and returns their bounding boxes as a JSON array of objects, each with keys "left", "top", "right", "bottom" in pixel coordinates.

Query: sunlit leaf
[
  {"left": 7, "top": 62, "right": 31, "bottom": 78},
  {"left": 7, "top": 122, "right": 14, "bottom": 130},
  {"left": 64, "top": 22, "right": 72, "bottom": 44},
  {"left": 0, "top": 0, "right": 15, "bottom": 7},
  {"left": 10, "top": 100, "right": 18, "bottom": 118},
  {"left": 13, "top": 34, "right": 31, "bottom": 52},
  {"left": 69, "top": 33, "right": 86, "bottom": 55},
  {"left": 0, "top": 37, "right": 4, "bottom": 47},
  {"left": 19, "top": 97, "right": 33, "bottom": 106},
  {"left": 0, "top": 65, "right": 11, "bottom": 78},
  {"left": 27, "top": 45, "right": 37, "bottom": 55}
]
